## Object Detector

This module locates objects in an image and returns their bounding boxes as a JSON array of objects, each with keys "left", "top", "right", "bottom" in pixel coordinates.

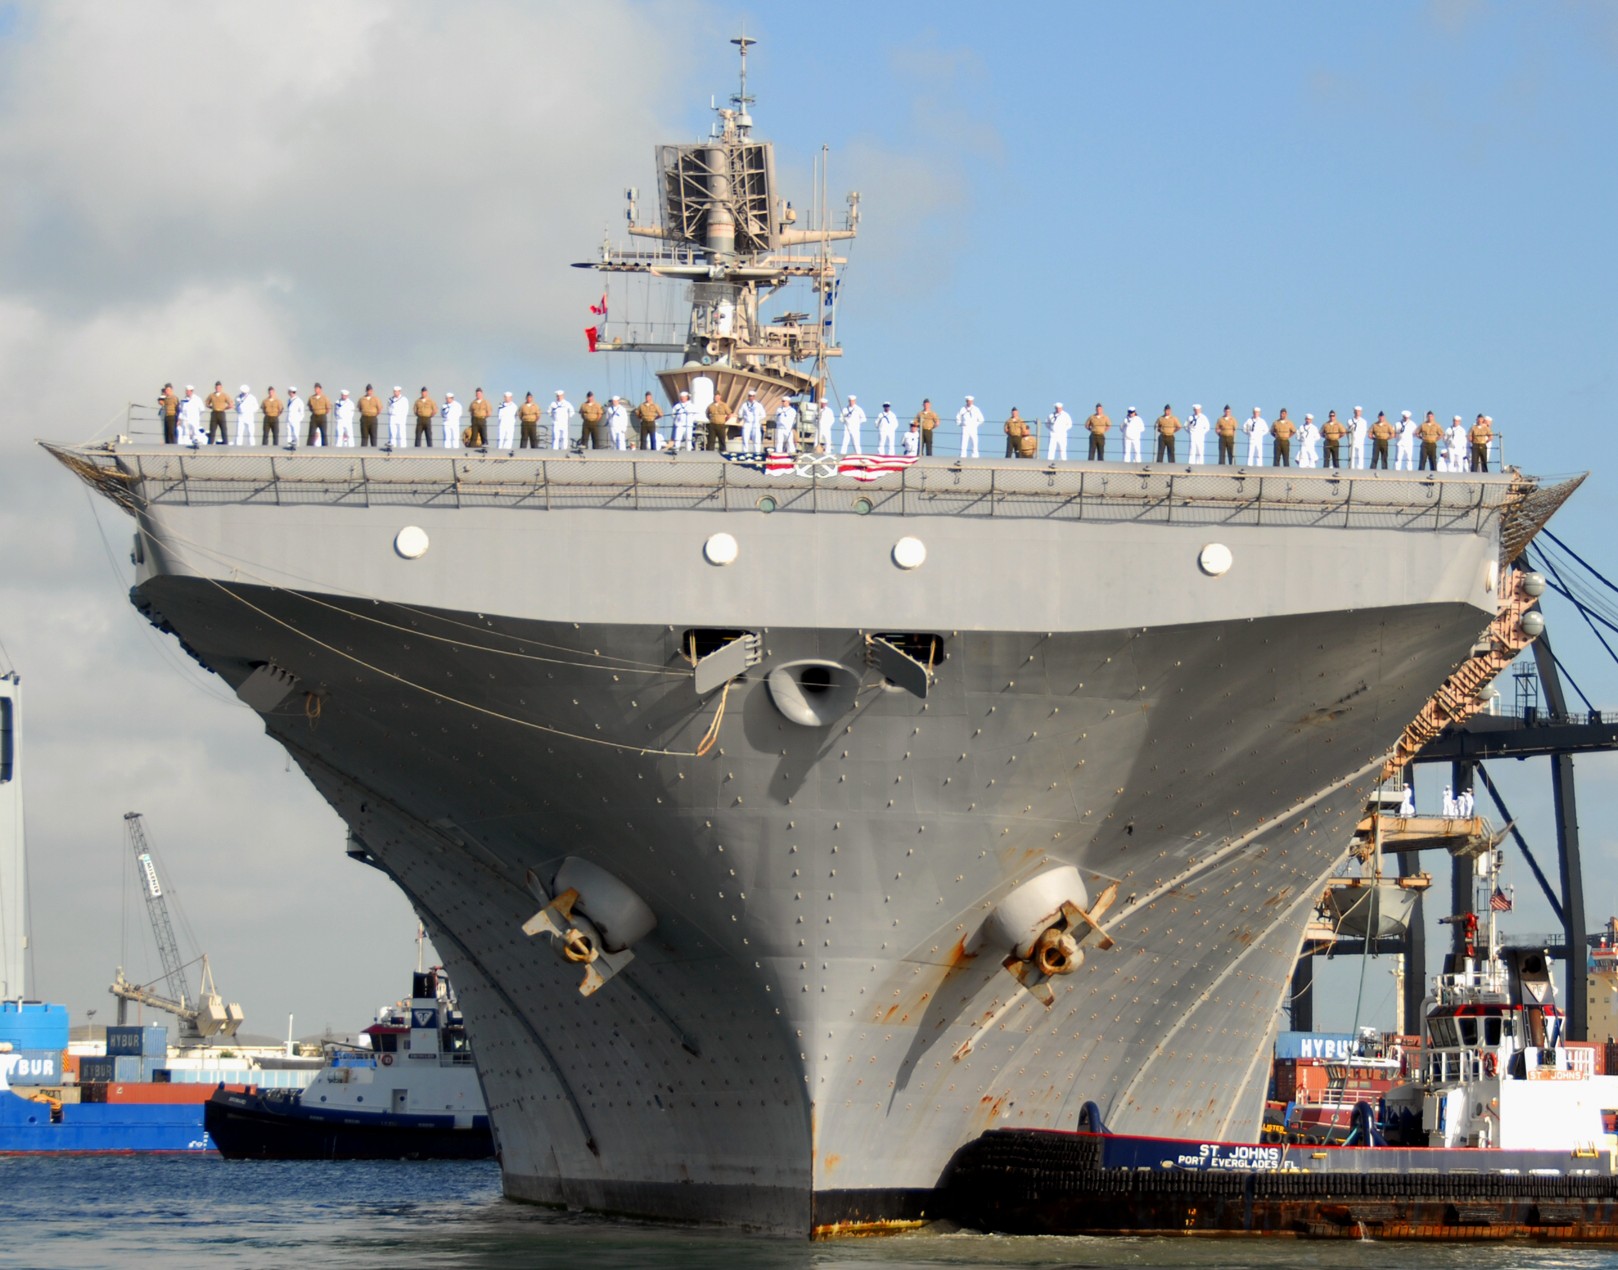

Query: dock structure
[{"left": 1294, "top": 622, "right": 1618, "bottom": 1041}]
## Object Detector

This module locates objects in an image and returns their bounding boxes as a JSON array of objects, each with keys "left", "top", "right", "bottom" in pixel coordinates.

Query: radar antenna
[{"left": 575, "top": 37, "right": 858, "bottom": 417}]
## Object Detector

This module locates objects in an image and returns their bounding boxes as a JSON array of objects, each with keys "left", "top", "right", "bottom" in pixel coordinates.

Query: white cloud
[{"left": 0, "top": 0, "right": 717, "bottom": 1033}]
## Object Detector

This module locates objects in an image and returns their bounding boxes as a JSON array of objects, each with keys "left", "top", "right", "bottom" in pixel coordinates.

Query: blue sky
[{"left": 1, "top": 1, "right": 1615, "bottom": 1039}]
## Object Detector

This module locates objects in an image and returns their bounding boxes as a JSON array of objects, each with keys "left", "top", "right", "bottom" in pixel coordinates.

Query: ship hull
[
  {"left": 204, "top": 1088, "right": 494, "bottom": 1160},
  {"left": 54, "top": 449, "right": 1542, "bottom": 1233}
]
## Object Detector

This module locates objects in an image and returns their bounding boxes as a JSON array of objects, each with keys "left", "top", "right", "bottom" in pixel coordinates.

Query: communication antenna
[{"left": 731, "top": 32, "right": 756, "bottom": 133}]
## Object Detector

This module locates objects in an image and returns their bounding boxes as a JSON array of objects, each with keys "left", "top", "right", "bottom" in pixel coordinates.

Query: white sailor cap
[
  {"left": 185, "top": 384, "right": 194, "bottom": 391},
  {"left": 678, "top": 390, "right": 690, "bottom": 398},
  {"left": 239, "top": 384, "right": 249, "bottom": 394},
  {"left": 554, "top": 389, "right": 565, "bottom": 396},
  {"left": 965, "top": 394, "right": 974, "bottom": 401},
  {"left": 848, "top": 393, "right": 857, "bottom": 400},
  {"left": 747, "top": 388, "right": 757, "bottom": 396},
  {"left": 503, "top": 391, "right": 513, "bottom": 398},
  {"left": 287, "top": 386, "right": 297, "bottom": 392},
  {"left": 1401, "top": 410, "right": 1411, "bottom": 418},
  {"left": 393, "top": 385, "right": 402, "bottom": 392},
  {"left": 446, "top": 390, "right": 455, "bottom": 398},
  {"left": 340, "top": 389, "right": 350, "bottom": 397},
  {"left": 1305, "top": 413, "right": 1314, "bottom": 420},
  {"left": 1054, "top": 401, "right": 1063, "bottom": 409},
  {"left": 1453, "top": 415, "right": 1462, "bottom": 422},
  {"left": 1128, "top": 406, "right": 1137, "bottom": 413}
]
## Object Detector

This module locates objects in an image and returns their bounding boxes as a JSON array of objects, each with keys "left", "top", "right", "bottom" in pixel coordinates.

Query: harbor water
[{"left": 3, "top": 1156, "right": 1617, "bottom": 1269}]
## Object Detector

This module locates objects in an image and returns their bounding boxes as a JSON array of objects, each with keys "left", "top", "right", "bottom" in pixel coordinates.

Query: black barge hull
[
  {"left": 948, "top": 1129, "right": 1618, "bottom": 1241},
  {"left": 205, "top": 1088, "right": 494, "bottom": 1161}
]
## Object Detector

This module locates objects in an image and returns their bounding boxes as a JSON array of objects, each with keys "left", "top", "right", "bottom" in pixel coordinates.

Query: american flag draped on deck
[{"left": 721, "top": 452, "right": 918, "bottom": 482}]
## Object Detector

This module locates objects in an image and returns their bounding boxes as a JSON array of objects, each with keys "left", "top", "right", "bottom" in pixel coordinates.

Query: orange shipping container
[{"left": 103, "top": 1082, "right": 249, "bottom": 1105}]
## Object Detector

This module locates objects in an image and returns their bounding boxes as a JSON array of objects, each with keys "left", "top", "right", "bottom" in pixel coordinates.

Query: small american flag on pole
[{"left": 1490, "top": 887, "right": 1513, "bottom": 912}]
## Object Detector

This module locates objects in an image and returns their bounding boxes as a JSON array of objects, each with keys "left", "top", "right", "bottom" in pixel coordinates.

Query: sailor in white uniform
[
  {"left": 386, "top": 386, "right": 408, "bottom": 449},
  {"left": 441, "top": 391, "right": 463, "bottom": 449},
  {"left": 1458, "top": 787, "right": 1474, "bottom": 817},
  {"left": 1348, "top": 407, "right": 1367, "bottom": 470},
  {"left": 840, "top": 394, "right": 866, "bottom": 454},
  {"left": 815, "top": 398, "right": 834, "bottom": 451},
  {"left": 1243, "top": 407, "right": 1267, "bottom": 466},
  {"left": 1297, "top": 413, "right": 1320, "bottom": 468},
  {"left": 1442, "top": 785, "right": 1458, "bottom": 818},
  {"left": 606, "top": 396, "right": 630, "bottom": 450},
  {"left": 957, "top": 395, "right": 984, "bottom": 458},
  {"left": 1445, "top": 415, "right": 1467, "bottom": 473},
  {"left": 334, "top": 390, "right": 356, "bottom": 447},
  {"left": 1395, "top": 410, "right": 1417, "bottom": 471},
  {"left": 233, "top": 384, "right": 258, "bottom": 446},
  {"left": 283, "top": 388, "right": 305, "bottom": 450},
  {"left": 772, "top": 399, "right": 798, "bottom": 454},
  {"left": 1122, "top": 407, "right": 1145, "bottom": 464},
  {"left": 496, "top": 392, "right": 517, "bottom": 451},
  {"left": 875, "top": 402, "right": 900, "bottom": 455},
  {"left": 178, "top": 385, "right": 205, "bottom": 446},
  {"left": 737, "top": 390, "right": 766, "bottom": 451},
  {"left": 1186, "top": 403, "right": 1210, "bottom": 465},
  {"left": 547, "top": 391, "right": 574, "bottom": 450},
  {"left": 1399, "top": 785, "right": 1415, "bottom": 817},
  {"left": 902, "top": 420, "right": 922, "bottom": 456},
  {"left": 1046, "top": 402, "right": 1072, "bottom": 461},
  {"left": 671, "top": 391, "right": 697, "bottom": 451}
]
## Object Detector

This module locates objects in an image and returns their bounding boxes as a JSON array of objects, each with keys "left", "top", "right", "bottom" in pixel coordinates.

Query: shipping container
[
  {"left": 78, "top": 1058, "right": 116, "bottom": 1085},
  {"left": 105, "top": 1082, "right": 247, "bottom": 1105},
  {"left": 104, "top": 1025, "right": 168, "bottom": 1058},
  {"left": 4, "top": 1050, "right": 63, "bottom": 1085}
]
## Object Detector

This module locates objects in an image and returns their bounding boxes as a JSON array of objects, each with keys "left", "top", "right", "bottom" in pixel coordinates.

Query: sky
[{"left": 2, "top": 1, "right": 1617, "bottom": 1043}]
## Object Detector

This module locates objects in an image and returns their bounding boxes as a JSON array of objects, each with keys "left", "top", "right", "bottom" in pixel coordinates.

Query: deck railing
[{"left": 49, "top": 434, "right": 1534, "bottom": 537}]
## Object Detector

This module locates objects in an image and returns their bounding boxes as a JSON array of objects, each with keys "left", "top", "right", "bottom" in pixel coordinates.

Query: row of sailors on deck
[
  {"left": 1036, "top": 404, "right": 1496, "bottom": 472},
  {"left": 157, "top": 383, "right": 1497, "bottom": 473},
  {"left": 163, "top": 381, "right": 590, "bottom": 450}
]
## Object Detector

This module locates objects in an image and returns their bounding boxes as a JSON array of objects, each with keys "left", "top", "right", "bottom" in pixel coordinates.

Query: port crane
[{"left": 110, "top": 811, "right": 243, "bottom": 1043}]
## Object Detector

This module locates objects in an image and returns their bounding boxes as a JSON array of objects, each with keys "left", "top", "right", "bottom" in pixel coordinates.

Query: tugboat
[
  {"left": 204, "top": 969, "right": 493, "bottom": 1160},
  {"left": 947, "top": 846, "right": 1618, "bottom": 1240}
]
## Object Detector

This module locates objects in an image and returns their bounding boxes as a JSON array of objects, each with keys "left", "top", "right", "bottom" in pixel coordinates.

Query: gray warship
[{"left": 48, "top": 42, "right": 1578, "bottom": 1236}]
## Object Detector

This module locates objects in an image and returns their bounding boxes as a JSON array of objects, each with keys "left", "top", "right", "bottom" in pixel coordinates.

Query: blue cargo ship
[{"left": 1, "top": 1002, "right": 219, "bottom": 1154}]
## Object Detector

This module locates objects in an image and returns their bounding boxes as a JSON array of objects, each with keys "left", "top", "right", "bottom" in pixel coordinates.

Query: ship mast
[{"left": 575, "top": 36, "right": 859, "bottom": 413}]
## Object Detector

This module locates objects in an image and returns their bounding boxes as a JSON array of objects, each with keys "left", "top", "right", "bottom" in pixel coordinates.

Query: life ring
[
  {"left": 381, "top": 1053, "right": 394, "bottom": 1067},
  {"left": 1483, "top": 1052, "right": 1497, "bottom": 1078}
]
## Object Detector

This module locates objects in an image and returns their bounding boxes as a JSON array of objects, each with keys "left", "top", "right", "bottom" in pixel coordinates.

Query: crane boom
[
  {"left": 113, "top": 813, "right": 244, "bottom": 1043},
  {"left": 124, "top": 812, "right": 190, "bottom": 1012}
]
